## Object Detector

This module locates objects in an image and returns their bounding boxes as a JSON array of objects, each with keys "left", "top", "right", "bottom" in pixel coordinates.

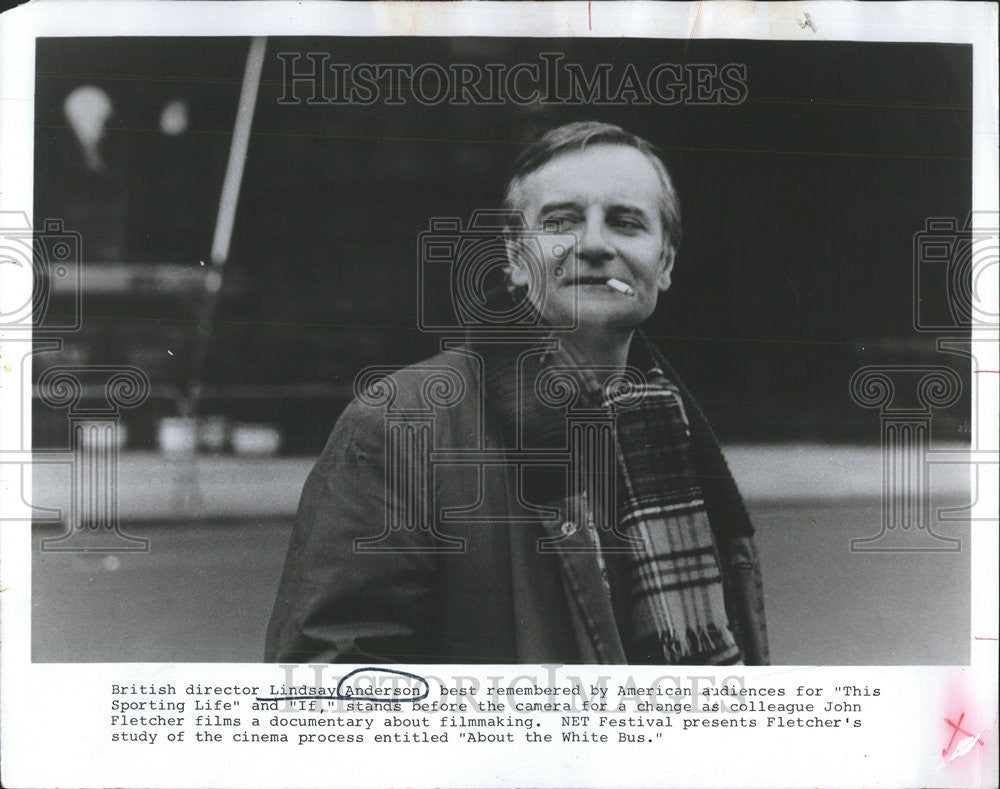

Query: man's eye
[
  {"left": 612, "top": 217, "right": 643, "bottom": 231},
  {"left": 543, "top": 216, "right": 578, "bottom": 231}
]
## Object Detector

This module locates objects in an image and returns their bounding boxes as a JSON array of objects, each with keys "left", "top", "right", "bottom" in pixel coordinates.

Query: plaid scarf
[
  {"left": 604, "top": 366, "right": 742, "bottom": 665},
  {"left": 472, "top": 328, "right": 755, "bottom": 665}
]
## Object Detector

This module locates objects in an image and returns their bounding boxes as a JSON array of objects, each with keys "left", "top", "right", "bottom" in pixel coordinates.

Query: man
[{"left": 266, "top": 121, "right": 769, "bottom": 665}]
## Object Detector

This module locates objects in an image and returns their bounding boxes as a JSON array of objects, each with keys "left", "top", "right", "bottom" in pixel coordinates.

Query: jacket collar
[
  {"left": 473, "top": 330, "right": 644, "bottom": 662},
  {"left": 536, "top": 501, "right": 628, "bottom": 663}
]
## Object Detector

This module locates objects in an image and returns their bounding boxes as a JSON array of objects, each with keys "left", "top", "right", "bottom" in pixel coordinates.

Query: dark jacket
[{"left": 265, "top": 347, "right": 769, "bottom": 664}]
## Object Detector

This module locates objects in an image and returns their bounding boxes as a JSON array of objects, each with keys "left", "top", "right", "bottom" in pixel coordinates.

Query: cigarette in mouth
[{"left": 605, "top": 278, "right": 635, "bottom": 297}]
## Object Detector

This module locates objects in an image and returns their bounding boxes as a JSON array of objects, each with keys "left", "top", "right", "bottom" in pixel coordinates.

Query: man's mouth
[{"left": 568, "top": 276, "right": 636, "bottom": 297}]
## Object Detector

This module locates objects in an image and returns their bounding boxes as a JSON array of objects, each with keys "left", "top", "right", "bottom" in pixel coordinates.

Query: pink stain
[
  {"left": 939, "top": 673, "right": 996, "bottom": 784},
  {"left": 942, "top": 712, "right": 986, "bottom": 757},
  {"left": 588, "top": 1, "right": 592, "bottom": 30}
]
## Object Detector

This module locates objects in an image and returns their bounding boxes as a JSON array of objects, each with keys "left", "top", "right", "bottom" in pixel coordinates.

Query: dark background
[{"left": 33, "top": 37, "right": 973, "bottom": 452}]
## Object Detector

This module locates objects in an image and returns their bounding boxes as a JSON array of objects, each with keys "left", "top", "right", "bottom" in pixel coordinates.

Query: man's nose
[{"left": 577, "top": 218, "right": 614, "bottom": 265}]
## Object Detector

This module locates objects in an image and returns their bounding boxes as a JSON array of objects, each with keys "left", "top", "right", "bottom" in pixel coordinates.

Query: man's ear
[{"left": 657, "top": 246, "right": 676, "bottom": 291}]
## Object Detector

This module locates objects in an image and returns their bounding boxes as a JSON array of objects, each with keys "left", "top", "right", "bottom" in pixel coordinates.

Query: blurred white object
[
  {"left": 159, "top": 99, "right": 189, "bottom": 136},
  {"left": 158, "top": 417, "right": 198, "bottom": 456},
  {"left": 230, "top": 423, "right": 281, "bottom": 456},
  {"left": 198, "top": 416, "right": 229, "bottom": 453},
  {"left": 64, "top": 85, "right": 112, "bottom": 171}
]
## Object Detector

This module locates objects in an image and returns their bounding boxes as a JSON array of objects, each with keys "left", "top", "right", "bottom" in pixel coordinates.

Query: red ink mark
[
  {"left": 588, "top": 1, "right": 592, "bottom": 30},
  {"left": 974, "top": 636, "right": 999, "bottom": 640},
  {"left": 973, "top": 370, "right": 999, "bottom": 374},
  {"left": 943, "top": 712, "right": 985, "bottom": 757}
]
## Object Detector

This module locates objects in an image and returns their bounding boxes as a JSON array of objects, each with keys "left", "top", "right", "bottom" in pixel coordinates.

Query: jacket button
[{"left": 560, "top": 521, "right": 577, "bottom": 536}]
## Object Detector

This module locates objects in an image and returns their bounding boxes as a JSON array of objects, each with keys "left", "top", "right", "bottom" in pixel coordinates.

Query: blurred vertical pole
[
  {"left": 210, "top": 36, "right": 268, "bottom": 268},
  {"left": 181, "top": 35, "right": 267, "bottom": 418},
  {"left": 169, "top": 37, "right": 266, "bottom": 515}
]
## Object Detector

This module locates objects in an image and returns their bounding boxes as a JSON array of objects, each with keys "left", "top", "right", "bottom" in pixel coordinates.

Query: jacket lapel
[
  {"left": 474, "top": 335, "right": 627, "bottom": 663},
  {"left": 538, "top": 496, "right": 627, "bottom": 663}
]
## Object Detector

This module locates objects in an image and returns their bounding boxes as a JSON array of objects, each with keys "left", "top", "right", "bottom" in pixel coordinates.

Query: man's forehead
[{"left": 517, "top": 144, "right": 664, "bottom": 209}]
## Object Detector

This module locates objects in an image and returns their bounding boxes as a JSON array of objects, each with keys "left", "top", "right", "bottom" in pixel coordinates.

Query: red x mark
[{"left": 943, "top": 712, "right": 986, "bottom": 757}]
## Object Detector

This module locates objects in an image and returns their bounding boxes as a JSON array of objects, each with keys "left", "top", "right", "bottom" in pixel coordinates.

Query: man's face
[{"left": 507, "top": 144, "right": 674, "bottom": 331}]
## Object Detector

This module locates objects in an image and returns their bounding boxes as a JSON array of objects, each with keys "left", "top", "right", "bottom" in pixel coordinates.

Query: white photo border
[{"left": 1, "top": 2, "right": 997, "bottom": 788}]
